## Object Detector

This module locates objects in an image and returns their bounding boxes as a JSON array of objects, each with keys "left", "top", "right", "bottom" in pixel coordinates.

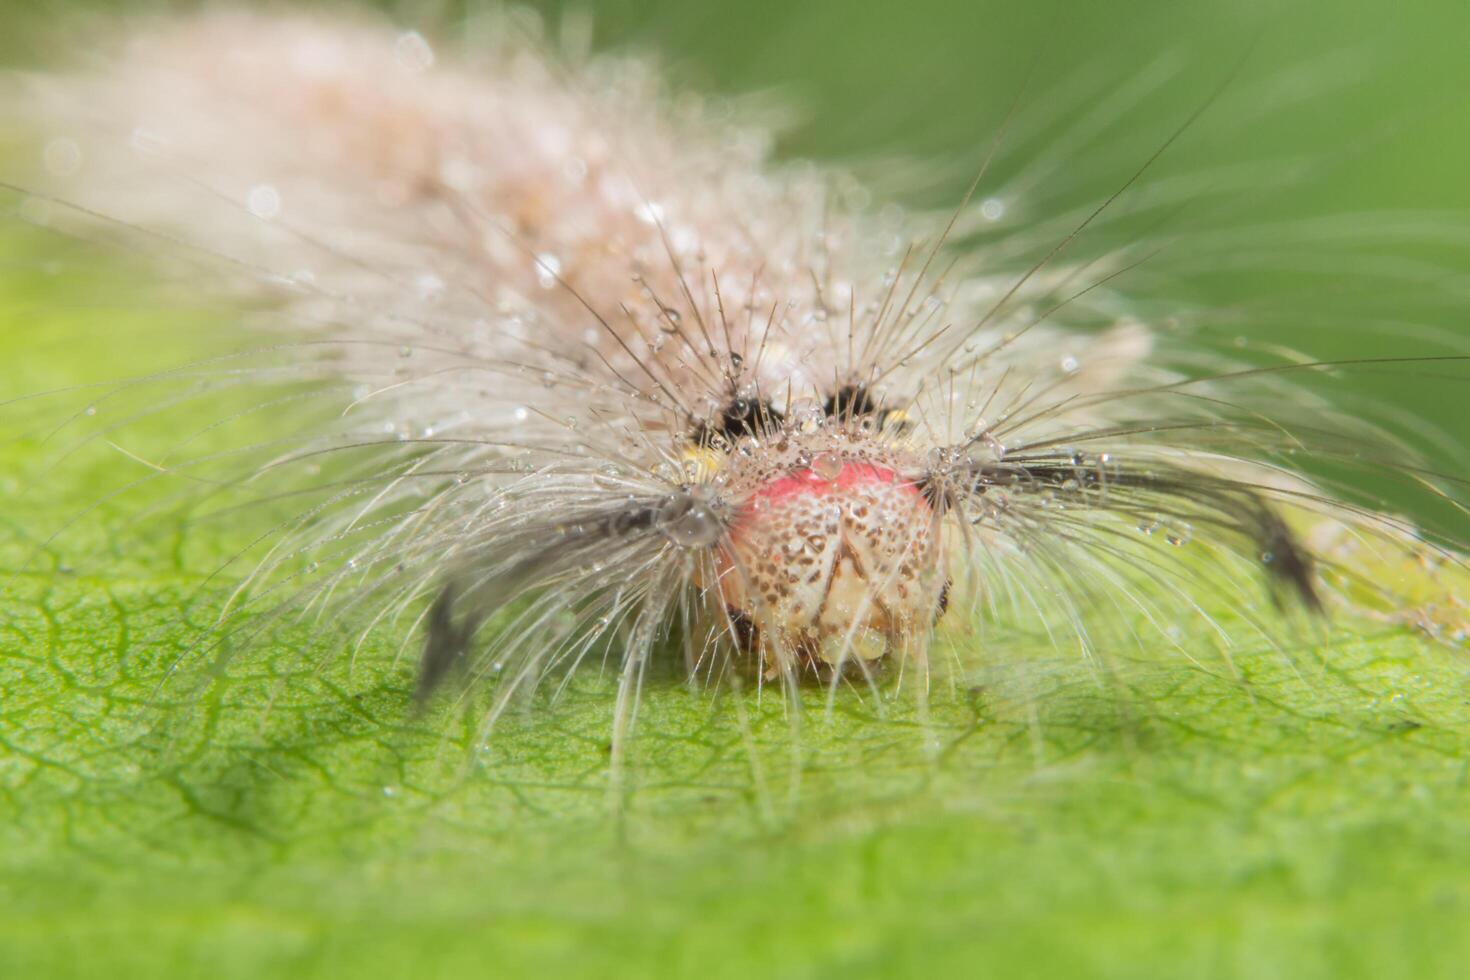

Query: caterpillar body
[{"left": 5, "top": 6, "right": 1466, "bottom": 763}]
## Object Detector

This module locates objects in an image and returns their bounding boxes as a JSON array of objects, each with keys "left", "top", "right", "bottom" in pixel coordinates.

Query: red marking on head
[{"left": 747, "top": 462, "right": 923, "bottom": 507}]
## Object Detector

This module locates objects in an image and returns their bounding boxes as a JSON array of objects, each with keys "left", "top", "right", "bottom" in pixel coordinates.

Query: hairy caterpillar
[{"left": 4, "top": 3, "right": 1467, "bottom": 778}]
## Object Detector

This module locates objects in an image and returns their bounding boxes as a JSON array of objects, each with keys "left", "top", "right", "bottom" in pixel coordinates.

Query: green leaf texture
[{"left": 3, "top": 219, "right": 1470, "bottom": 980}]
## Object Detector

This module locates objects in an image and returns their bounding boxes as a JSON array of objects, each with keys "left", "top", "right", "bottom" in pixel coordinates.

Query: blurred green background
[{"left": 5, "top": 2, "right": 1470, "bottom": 979}]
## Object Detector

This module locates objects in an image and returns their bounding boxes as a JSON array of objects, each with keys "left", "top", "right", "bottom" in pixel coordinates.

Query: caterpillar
[{"left": 4, "top": 5, "right": 1467, "bottom": 775}]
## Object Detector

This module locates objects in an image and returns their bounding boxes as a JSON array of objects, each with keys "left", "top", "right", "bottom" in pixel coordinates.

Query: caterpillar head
[{"left": 688, "top": 387, "right": 949, "bottom": 677}]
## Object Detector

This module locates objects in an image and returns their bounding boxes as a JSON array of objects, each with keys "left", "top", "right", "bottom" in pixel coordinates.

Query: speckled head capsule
[{"left": 697, "top": 403, "right": 948, "bottom": 676}]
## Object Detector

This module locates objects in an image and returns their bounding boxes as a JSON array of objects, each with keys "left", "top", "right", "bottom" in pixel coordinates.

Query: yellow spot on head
[{"left": 681, "top": 445, "right": 725, "bottom": 481}]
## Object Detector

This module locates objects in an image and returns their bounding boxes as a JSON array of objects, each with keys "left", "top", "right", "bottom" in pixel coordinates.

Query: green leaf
[{"left": 4, "top": 224, "right": 1470, "bottom": 980}]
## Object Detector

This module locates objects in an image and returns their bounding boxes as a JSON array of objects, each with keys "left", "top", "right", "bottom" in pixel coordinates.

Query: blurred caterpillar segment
[{"left": 6, "top": 7, "right": 1463, "bottom": 730}]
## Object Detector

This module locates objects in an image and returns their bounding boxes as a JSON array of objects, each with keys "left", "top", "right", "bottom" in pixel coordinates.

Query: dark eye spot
[
  {"left": 823, "top": 384, "right": 878, "bottom": 421},
  {"left": 696, "top": 397, "right": 783, "bottom": 445}
]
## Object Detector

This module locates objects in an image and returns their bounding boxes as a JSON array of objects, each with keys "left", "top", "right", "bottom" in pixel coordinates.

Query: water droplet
[
  {"left": 394, "top": 31, "right": 435, "bottom": 73},
  {"left": 980, "top": 197, "right": 1006, "bottom": 221},
  {"left": 129, "top": 128, "right": 166, "bottom": 157},
  {"left": 246, "top": 183, "right": 281, "bottom": 220},
  {"left": 811, "top": 452, "right": 843, "bottom": 481},
  {"left": 657, "top": 493, "right": 723, "bottom": 548},
  {"left": 535, "top": 252, "right": 561, "bottom": 288},
  {"left": 415, "top": 274, "right": 445, "bottom": 300},
  {"left": 42, "top": 138, "right": 82, "bottom": 177},
  {"left": 439, "top": 157, "right": 479, "bottom": 191},
  {"left": 635, "top": 201, "right": 665, "bottom": 225}
]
